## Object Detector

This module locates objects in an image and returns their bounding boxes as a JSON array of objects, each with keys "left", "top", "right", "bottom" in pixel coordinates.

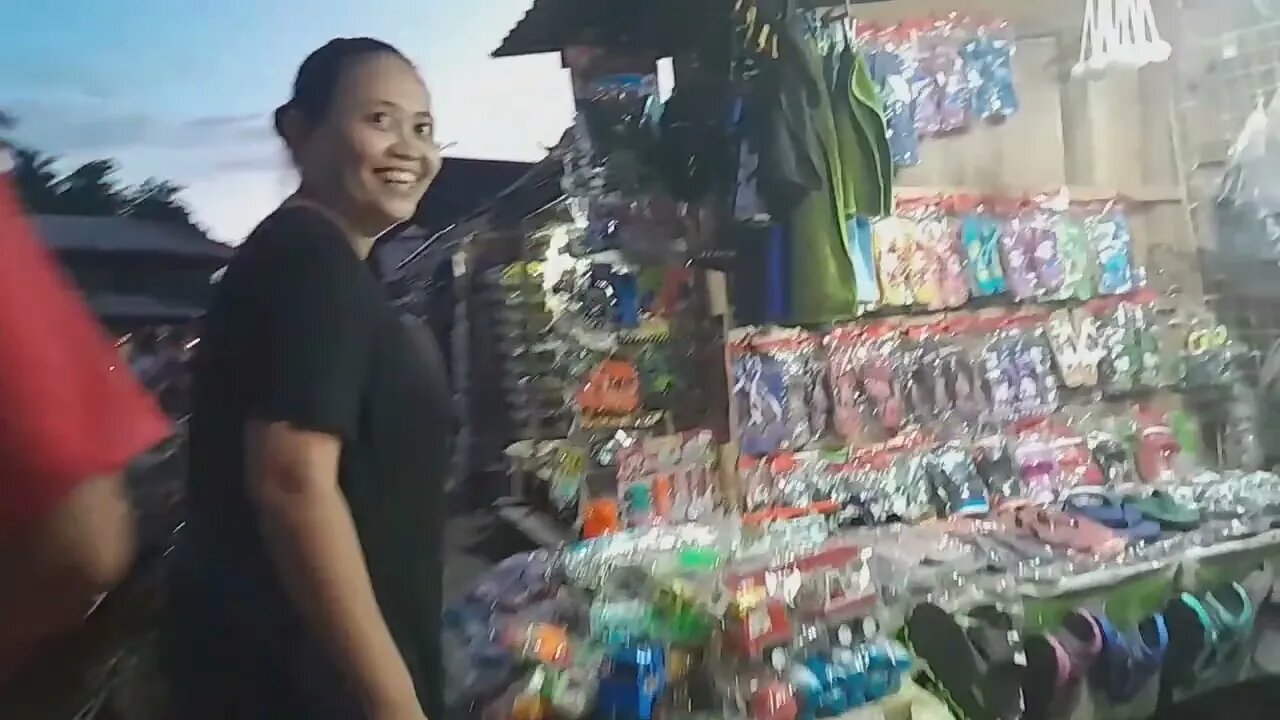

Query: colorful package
[{"left": 1090, "top": 206, "right": 1138, "bottom": 296}]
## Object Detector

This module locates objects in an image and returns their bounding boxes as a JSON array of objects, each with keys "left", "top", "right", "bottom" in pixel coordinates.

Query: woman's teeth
[{"left": 377, "top": 170, "right": 417, "bottom": 185}]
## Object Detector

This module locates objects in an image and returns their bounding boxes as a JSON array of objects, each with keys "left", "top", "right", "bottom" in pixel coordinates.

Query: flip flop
[
  {"left": 1003, "top": 502, "right": 1126, "bottom": 558},
  {"left": 1025, "top": 610, "right": 1103, "bottom": 718},
  {"left": 1126, "top": 491, "right": 1201, "bottom": 532},
  {"left": 1092, "top": 612, "right": 1168, "bottom": 704},
  {"left": 1062, "top": 489, "right": 1163, "bottom": 543},
  {"left": 905, "top": 602, "right": 1025, "bottom": 720}
]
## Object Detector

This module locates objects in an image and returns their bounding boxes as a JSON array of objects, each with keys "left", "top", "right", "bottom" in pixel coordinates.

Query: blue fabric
[
  {"left": 846, "top": 216, "right": 880, "bottom": 306},
  {"left": 767, "top": 224, "right": 789, "bottom": 323}
]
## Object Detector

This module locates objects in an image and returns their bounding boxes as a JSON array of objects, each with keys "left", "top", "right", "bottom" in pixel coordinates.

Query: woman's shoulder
[
  {"left": 248, "top": 205, "right": 346, "bottom": 248},
  {"left": 240, "top": 205, "right": 359, "bottom": 270}
]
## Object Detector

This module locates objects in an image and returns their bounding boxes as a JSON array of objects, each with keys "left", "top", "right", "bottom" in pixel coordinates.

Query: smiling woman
[{"left": 164, "top": 38, "right": 454, "bottom": 720}]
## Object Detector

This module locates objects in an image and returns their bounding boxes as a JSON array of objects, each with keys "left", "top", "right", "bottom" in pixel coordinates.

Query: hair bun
[{"left": 272, "top": 103, "right": 292, "bottom": 138}]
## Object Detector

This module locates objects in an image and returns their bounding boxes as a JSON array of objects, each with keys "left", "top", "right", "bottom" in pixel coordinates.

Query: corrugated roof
[
  {"left": 412, "top": 158, "right": 535, "bottom": 235},
  {"left": 493, "top": 0, "right": 713, "bottom": 58},
  {"left": 493, "top": 0, "right": 891, "bottom": 57},
  {"left": 33, "top": 214, "right": 234, "bottom": 260}
]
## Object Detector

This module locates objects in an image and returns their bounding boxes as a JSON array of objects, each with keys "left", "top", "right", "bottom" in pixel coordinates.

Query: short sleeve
[
  {"left": 0, "top": 172, "right": 171, "bottom": 531},
  {"left": 249, "top": 213, "right": 372, "bottom": 439}
]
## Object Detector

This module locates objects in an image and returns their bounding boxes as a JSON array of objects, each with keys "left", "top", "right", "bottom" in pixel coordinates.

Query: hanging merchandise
[
  {"left": 1052, "top": 207, "right": 1096, "bottom": 301},
  {"left": 864, "top": 29, "right": 920, "bottom": 168},
  {"left": 1095, "top": 297, "right": 1163, "bottom": 396},
  {"left": 730, "top": 327, "right": 827, "bottom": 456},
  {"left": 958, "top": 201, "right": 1008, "bottom": 297},
  {"left": 980, "top": 322, "right": 1061, "bottom": 421},
  {"left": 851, "top": 191, "right": 1142, "bottom": 314},
  {"left": 856, "top": 14, "right": 1021, "bottom": 146},
  {"left": 961, "top": 19, "right": 1020, "bottom": 122},
  {"left": 824, "top": 325, "right": 879, "bottom": 446},
  {"left": 1002, "top": 199, "right": 1066, "bottom": 302},
  {"left": 1045, "top": 307, "right": 1103, "bottom": 390},
  {"left": 562, "top": 63, "right": 693, "bottom": 268},
  {"left": 572, "top": 71, "right": 663, "bottom": 195},
  {"left": 1072, "top": 0, "right": 1172, "bottom": 79},
  {"left": 1177, "top": 317, "right": 1237, "bottom": 393},
  {"left": 1089, "top": 202, "right": 1140, "bottom": 296},
  {"left": 872, "top": 216, "right": 917, "bottom": 308},
  {"left": 900, "top": 199, "right": 969, "bottom": 310},
  {"left": 910, "top": 17, "right": 973, "bottom": 136},
  {"left": 575, "top": 357, "right": 643, "bottom": 418},
  {"left": 616, "top": 430, "right": 720, "bottom": 527}
]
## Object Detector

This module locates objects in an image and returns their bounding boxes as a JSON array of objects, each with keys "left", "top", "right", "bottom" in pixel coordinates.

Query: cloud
[
  {"left": 0, "top": 99, "right": 274, "bottom": 155},
  {"left": 212, "top": 155, "right": 289, "bottom": 174}
]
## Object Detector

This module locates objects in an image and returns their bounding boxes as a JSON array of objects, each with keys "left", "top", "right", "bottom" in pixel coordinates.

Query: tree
[
  {"left": 11, "top": 148, "right": 62, "bottom": 213},
  {"left": 124, "top": 178, "right": 199, "bottom": 229},
  {"left": 2, "top": 112, "right": 206, "bottom": 236},
  {"left": 57, "top": 159, "right": 127, "bottom": 216}
]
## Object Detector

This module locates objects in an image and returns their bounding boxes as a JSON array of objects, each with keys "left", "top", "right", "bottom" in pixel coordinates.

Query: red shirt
[{"left": 0, "top": 168, "right": 171, "bottom": 536}]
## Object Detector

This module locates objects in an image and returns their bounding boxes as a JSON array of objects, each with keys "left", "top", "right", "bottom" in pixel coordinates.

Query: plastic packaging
[
  {"left": 927, "top": 442, "right": 992, "bottom": 515},
  {"left": 959, "top": 207, "right": 1008, "bottom": 297},
  {"left": 872, "top": 217, "right": 917, "bottom": 307},
  {"left": 823, "top": 326, "right": 877, "bottom": 446},
  {"left": 866, "top": 32, "right": 921, "bottom": 168},
  {"left": 912, "top": 19, "right": 973, "bottom": 136},
  {"left": 1046, "top": 307, "right": 1102, "bottom": 389},
  {"left": 616, "top": 430, "right": 719, "bottom": 527},
  {"left": 1090, "top": 205, "right": 1139, "bottom": 296},
  {"left": 906, "top": 203, "right": 970, "bottom": 310},
  {"left": 962, "top": 20, "right": 1020, "bottom": 121},
  {"left": 1053, "top": 209, "right": 1094, "bottom": 301}
]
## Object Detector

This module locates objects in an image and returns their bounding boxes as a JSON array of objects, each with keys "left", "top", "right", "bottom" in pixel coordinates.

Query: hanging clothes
[
  {"left": 746, "top": 2, "right": 858, "bottom": 324},
  {"left": 830, "top": 44, "right": 894, "bottom": 218}
]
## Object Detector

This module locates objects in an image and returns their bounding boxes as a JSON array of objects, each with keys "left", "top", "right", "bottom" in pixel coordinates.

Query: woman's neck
[{"left": 285, "top": 193, "right": 376, "bottom": 259}]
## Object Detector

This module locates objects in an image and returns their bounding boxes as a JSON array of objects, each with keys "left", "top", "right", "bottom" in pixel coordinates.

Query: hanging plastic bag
[{"left": 1219, "top": 93, "right": 1280, "bottom": 212}]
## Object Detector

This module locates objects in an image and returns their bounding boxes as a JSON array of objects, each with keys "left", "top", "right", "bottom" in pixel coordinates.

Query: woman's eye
[
  {"left": 415, "top": 122, "right": 434, "bottom": 139},
  {"left": 370, "top": 111, "right": 393, "bottom": 128}
]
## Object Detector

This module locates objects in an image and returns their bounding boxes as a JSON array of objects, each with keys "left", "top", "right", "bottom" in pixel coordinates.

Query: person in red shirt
[{"left": 0, "top": 146, "right": 171, "bottom": 683}]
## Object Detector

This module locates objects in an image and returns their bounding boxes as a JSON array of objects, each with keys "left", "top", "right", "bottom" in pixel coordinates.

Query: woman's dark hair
[{"left": 274, "top": 37, "right": 407, "bottom": 139}]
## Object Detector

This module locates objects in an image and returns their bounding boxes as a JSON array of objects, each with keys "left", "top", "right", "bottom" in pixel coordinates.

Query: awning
[
  {"left": 493, "top": 0, "right": 714, "bottom": 58},
  {"left": 493, "top": 0, "right": 892, "bottom": 58}
]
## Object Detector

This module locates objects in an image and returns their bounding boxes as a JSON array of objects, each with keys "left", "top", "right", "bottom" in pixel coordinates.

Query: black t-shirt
[{"left": 183, "top": 206, "right": 453, "bottom": 717}]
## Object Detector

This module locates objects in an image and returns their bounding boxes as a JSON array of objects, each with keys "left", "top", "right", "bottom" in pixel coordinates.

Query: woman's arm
[
  {"left": 0, "top": 473, "right": 134, "bottom": 682},
  {"left": 0, "top": 167, "right": 167, "bottom": 683},
  {"left": 239, "top": 213, "right": 431, "bottom": 718},
  {"left": 246, "top": 421, "right": 422, "bottom": 718}
]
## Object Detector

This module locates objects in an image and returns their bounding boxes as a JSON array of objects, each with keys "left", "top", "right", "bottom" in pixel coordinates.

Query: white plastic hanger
[{"left": 1072, "top": 0, "right": 1171, "bottom": 78}]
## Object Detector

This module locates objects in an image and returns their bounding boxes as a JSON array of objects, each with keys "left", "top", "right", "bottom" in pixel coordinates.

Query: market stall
[{"left": 437, "top": 0, "right": 1280, "bottom": 718}]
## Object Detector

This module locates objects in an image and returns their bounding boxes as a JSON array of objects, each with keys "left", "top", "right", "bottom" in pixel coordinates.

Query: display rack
[{"left": 434, "top": 3, "right": 1280, "bottom": 720}]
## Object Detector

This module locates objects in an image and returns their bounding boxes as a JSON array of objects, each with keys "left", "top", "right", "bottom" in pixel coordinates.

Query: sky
[{"left": 0, "top": 0, "right": 575, "bottom": 243}]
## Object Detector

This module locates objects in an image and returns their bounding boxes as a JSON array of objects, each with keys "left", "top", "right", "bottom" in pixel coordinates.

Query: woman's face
[{"left": 299, "top": 52, "right": 441, "bottom": 236}]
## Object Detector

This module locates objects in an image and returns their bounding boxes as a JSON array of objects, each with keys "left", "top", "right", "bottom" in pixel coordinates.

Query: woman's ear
[{"left": 273, "top": 104, "right": 309, "bottom": 165}]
